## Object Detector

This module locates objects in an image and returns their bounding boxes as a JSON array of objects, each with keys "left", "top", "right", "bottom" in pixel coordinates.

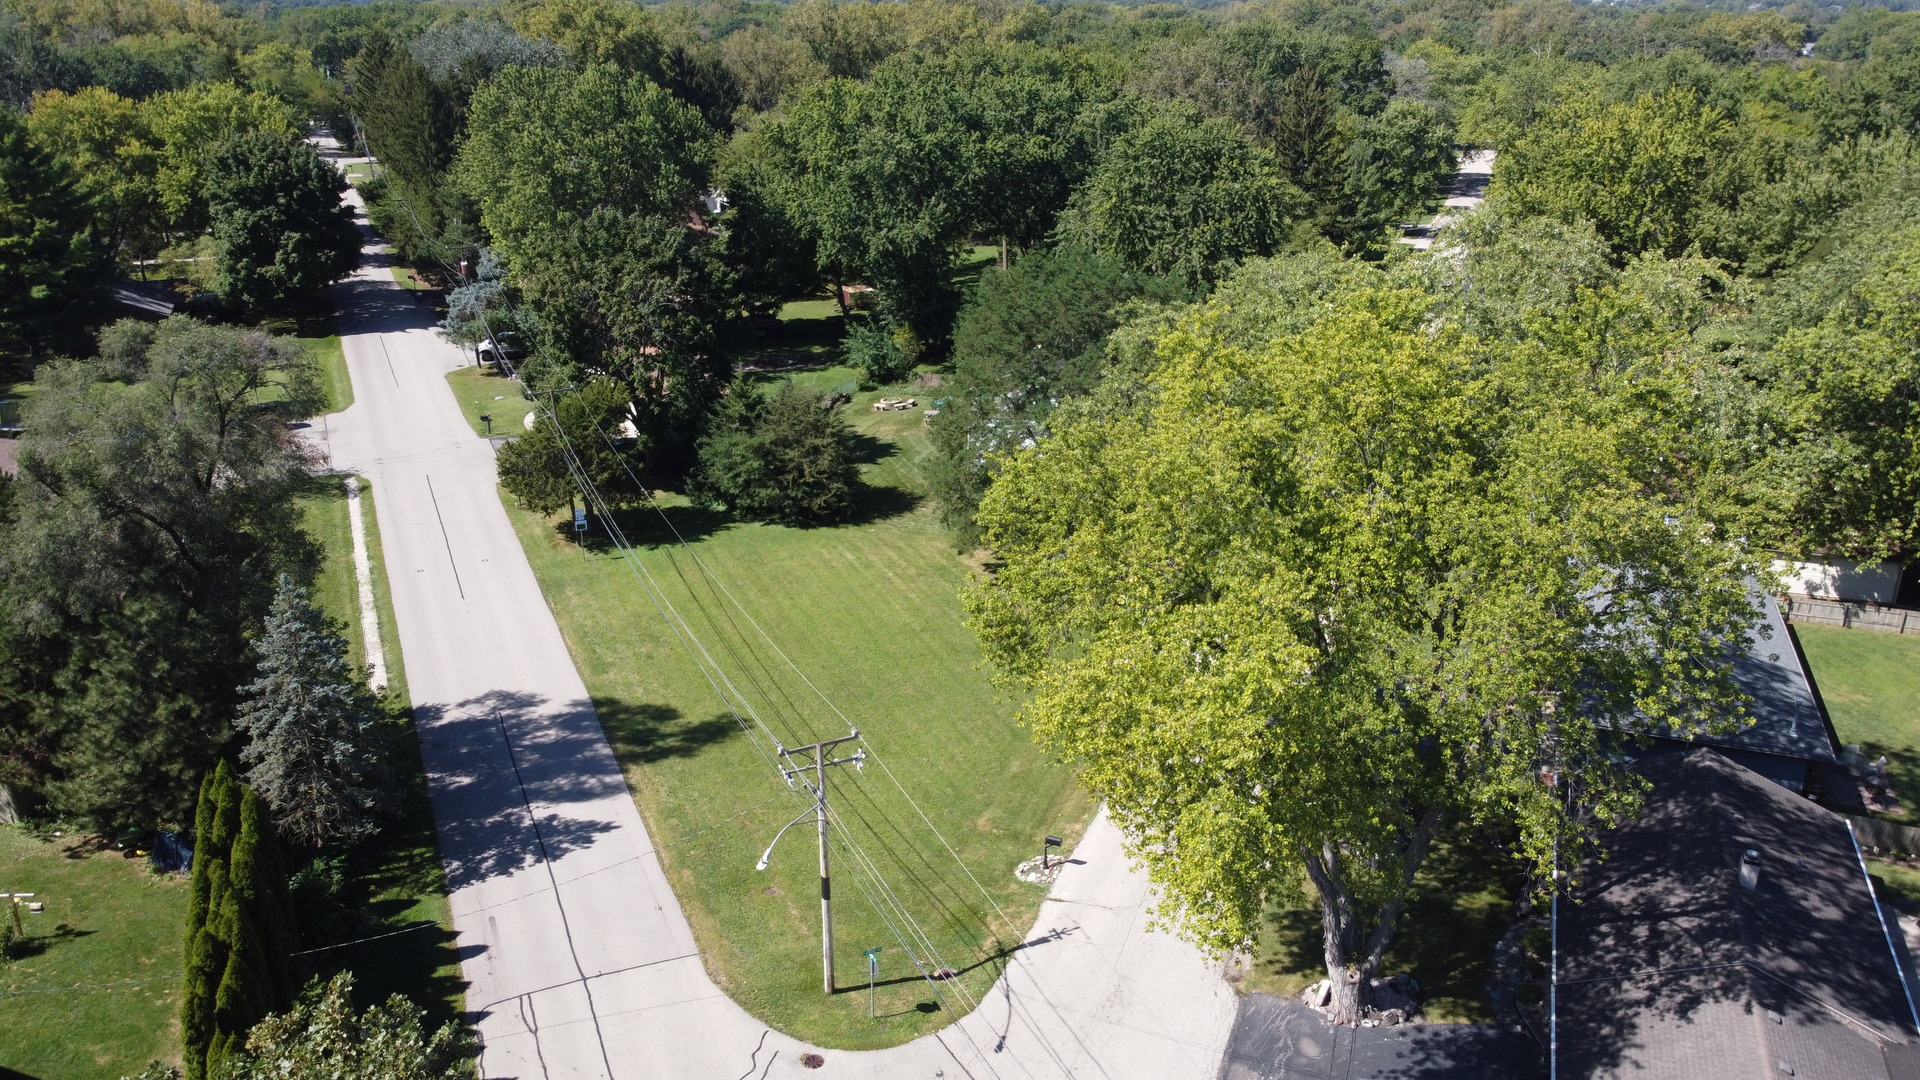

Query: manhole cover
[{"left": 801, "top": 1053, "right": 825, "bottom": 1069}]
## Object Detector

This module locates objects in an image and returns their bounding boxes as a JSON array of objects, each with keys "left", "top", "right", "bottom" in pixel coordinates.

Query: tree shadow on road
[{"left": 414, "top": 689, "right": 629, "bottom": 891}]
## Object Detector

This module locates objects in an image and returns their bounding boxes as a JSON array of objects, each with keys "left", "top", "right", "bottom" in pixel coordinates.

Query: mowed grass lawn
[
  {"left": 508, "top": 364, "right": 1093, "bottom": 1049},
  {"left": 444, "top": 365, "right": 533, "bottom": 439},
  {"left": 1793, "top": 623, "right": 1920, "bottom": 813},
  {"left": 0, "top": 826, "right": 189, "bottom": 1080}
]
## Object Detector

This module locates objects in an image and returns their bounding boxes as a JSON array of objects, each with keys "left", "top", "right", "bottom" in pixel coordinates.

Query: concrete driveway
[{"left": 314, "top": 139, "right": 1234, "bottom": 1079}]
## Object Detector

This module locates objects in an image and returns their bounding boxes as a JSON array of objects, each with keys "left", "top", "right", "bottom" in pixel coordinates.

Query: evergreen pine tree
[
  {"left": 229, "top": 788, "right": 299, "bottom": 1004},
  {"left": 182, "top": 763, "right": 240, "bottom": 1080},
  {"left": 235, "top": 576, "right": 395, "bottom": 849}
]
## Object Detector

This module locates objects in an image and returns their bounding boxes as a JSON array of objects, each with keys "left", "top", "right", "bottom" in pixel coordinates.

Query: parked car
[{"left": 478, "top": 331, "right": 529, "bottom": 371}]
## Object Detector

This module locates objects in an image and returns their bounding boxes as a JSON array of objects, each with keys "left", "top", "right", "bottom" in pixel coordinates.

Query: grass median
[
  {"left": 445, "top": 365, "right": 533, "bottom": 439},
  {"left": 507, "top": 364, "right": 1093, "bottom": 1049},
  {"left": 295, "top": 474, "right": 463, "bottom": 1026}
]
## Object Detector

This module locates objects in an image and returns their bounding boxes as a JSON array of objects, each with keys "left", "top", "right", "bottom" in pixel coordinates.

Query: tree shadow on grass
[
  {"left": 565, "top": 501, "right": 736, "bottom": 552},
  {"left": 5, "top": 924, "right": 95, "bottom": 961},
  {"left": 841, "top": 482, "right": 921, "bottom": 527},
  {"left": 847, "top": 431, "right": 896, "bottom": 468},
  {"left": 595, "top": 699, "right": 739, "bottom": 768},
  {"left": 1851, "top": 740, "right": 1920, "bottom": 821}
]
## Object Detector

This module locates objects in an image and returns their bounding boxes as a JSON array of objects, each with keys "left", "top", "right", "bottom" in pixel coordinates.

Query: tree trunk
[
  {"left": 1000, "top": 236, "right": 1009, "bottom": 270},
  {"left": 1302, "top": 807, "right": 1445, "bottom": 1026},
  {"left": 833, "top": 262, "right": 851, "bottom": 316}
]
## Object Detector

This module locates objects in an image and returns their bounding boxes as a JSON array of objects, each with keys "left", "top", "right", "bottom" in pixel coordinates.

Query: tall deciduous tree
[
  {"left": 455, "top": 62, "right": 728, "bottom": 450},
  {"left": 965, "top": 276, "right": 1759, "bottom": 1024},
  {"left": 204, "top": 132, "right": 362, "bottom": 308},
  {"left": 1056, "top": 101, "right": 1303, "bottom": 288},
  {"left": 1495, "top": 88, "right": 1742, "bottom": 258},
  {"left": 0, "top": 319, "right": 320, "bottom": 827},
  {"left": 25, "top": 86, "right": 163, "bottom": 264},
  {"left": 753, "top": 47, "right": 1101, "bottom": 350},
  {"left": 496, "top": 378, "right": 647, "bottom": 518},
  {"left": 139, "top": 82, "right": 297, "bottom": 236},
  {"left": 1747, "top": 223, "right": 1920, "bottom": 559},
  {"left": 0, "top": 105, "right": 108, "bottom": 348},
  {"left": 235, "top": 575, "right": 395, "bottom": 849}
]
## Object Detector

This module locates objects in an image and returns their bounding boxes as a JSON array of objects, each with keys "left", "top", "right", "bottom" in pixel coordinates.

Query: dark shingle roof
[
  {"left": 1556, "top": 749, "right": 1916, "bottom": 1079},
  {"left": 1216, "top": 993, "right": 1541, "bottom": 1079}
]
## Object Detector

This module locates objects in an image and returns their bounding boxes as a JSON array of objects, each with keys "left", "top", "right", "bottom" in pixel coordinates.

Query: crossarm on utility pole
[{"left": 773, "top": 729, "right": 865, "bottom": 994}]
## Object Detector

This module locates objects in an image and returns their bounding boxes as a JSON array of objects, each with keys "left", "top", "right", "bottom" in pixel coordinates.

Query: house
[
  {"left": 1615, "top": 590, "right": 1839, "bottom": 794},
  {"left": 1553, "top": 748, "right": 1920, "bottom": 1079}
]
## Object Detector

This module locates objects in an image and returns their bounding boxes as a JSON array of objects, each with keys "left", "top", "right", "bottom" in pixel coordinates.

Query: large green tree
[
  {"left": 1495, "top": 88, "right": 1743, "bottom": 258},
  {"left": 204, "top": 132, "right": 362, "bottom": 308},
  {"left": 1744, "top": 222, "right": 1920, "bottom": 559},
  {"left": 688, "top": 378, "right": 860, "bottom": 526},
  {"left": 0, "top": 105, "right": 107, "bottom": 348},
  {"left": 455, "top": 62, "right": 729, "bottom": 451},
  {"left": 0, "top": 318, "right": 321, "bottom": 827},
  {"left": 1056, "top": 101, "right": 1304, "bottom": 288},
  {"left": 495, "top": 378, "right": 648, "bottom": 518},
  {"left": 965, "top": 271, "right": 1760, "bottom": 1024},
  {"left": 752, "top": 47, "right": 1101, "bottom": 350},
  {"left": 25, "top": 86, "right": 163, "bottom": 265},
  {"left": 930, "top": 245, "right": 1180, "bottom": 542}
]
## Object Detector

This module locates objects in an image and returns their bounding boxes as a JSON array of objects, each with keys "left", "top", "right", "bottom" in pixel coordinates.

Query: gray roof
[
  {"left": 1556, "top": 749, "right": 1916, "bottom": 1080},
  {"left": 1613, "top": 589, "right": 1835, "bottom": 764},
  {"left": 1714, "top": 590, "right": 1835, "bottom": 762},
  {"left": 1217, "top": 993, "right": 1540, "bottom": 1079}
]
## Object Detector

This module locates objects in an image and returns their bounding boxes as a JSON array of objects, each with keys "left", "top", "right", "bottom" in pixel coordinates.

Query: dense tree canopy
[
  {"left": 456, "top": 61, "right": 729, "bottom": 446},
  {"left": 966, "top": 265, "right": 1760, "bottom": 1023},
  {"left": 689, "top": 378, "right": 861, "bottom": 525},
  {"left": 0, "top": 106, "right": 108, "bottom": 347},
  {"left": 1056, "top": 102, "right": 1304, "bottom": 287},
  {"left": 204, "top": 132, "right": 361, "bottom": 307},
  {"left": 0, "top": 319, "right": 320, "bottom": 827}
]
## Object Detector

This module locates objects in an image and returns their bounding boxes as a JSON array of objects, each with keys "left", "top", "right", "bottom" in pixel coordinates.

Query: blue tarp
[{"left": 150, "top": 830, "right": 192, "bottom": 873}]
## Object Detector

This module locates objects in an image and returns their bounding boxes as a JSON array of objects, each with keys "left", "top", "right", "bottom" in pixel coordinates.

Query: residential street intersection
[{"left": 315, "top": 141, "right": 1235, "bottom": 1080}]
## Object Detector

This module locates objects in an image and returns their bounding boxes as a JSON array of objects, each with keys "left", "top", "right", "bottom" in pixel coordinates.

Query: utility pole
[{"left": 757, "top": 729, "right": 864, "bottom": 993}]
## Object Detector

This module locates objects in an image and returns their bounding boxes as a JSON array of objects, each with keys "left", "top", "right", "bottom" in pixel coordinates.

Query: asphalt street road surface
[{"left": 316, "top": 139, "right": 1235, "bottom": 1079}]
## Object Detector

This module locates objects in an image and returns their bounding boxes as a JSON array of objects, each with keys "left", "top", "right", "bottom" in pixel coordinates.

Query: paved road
[
  {"left": 1401, "top": 149, "right": 1495, "bottom": 251},
  {"left": 317, "top": 144, "right": 1234, "bottom": 1079}
]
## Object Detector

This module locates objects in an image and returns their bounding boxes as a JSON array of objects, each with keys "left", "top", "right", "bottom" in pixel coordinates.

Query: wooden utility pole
[{"left": 773, "top": 731, "right": 864, "bottom": 993}]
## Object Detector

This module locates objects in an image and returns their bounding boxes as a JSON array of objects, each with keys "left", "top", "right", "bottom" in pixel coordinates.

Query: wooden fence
[
  {"left": 1784, "top": 594, "right": 1920, "bottom": 635},
  {"left": 1847, "top": 812, "right": 1920, "bottom": 856}
]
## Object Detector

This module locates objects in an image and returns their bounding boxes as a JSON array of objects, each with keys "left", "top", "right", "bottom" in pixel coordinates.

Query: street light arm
[{"left": 756, "top": 807, "right": 819, "bottom": 871}]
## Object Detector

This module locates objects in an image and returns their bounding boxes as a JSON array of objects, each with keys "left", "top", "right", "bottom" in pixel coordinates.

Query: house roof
[
  {"left": 1556, "top": 749, "right": 1916, "bottom": 1080},
  {"left": 1216, "top": 992, "right": 1540, "bottom": 1079},
  {"left": 1614, "top": 589, "right": 1835, "bottom": 765}
]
